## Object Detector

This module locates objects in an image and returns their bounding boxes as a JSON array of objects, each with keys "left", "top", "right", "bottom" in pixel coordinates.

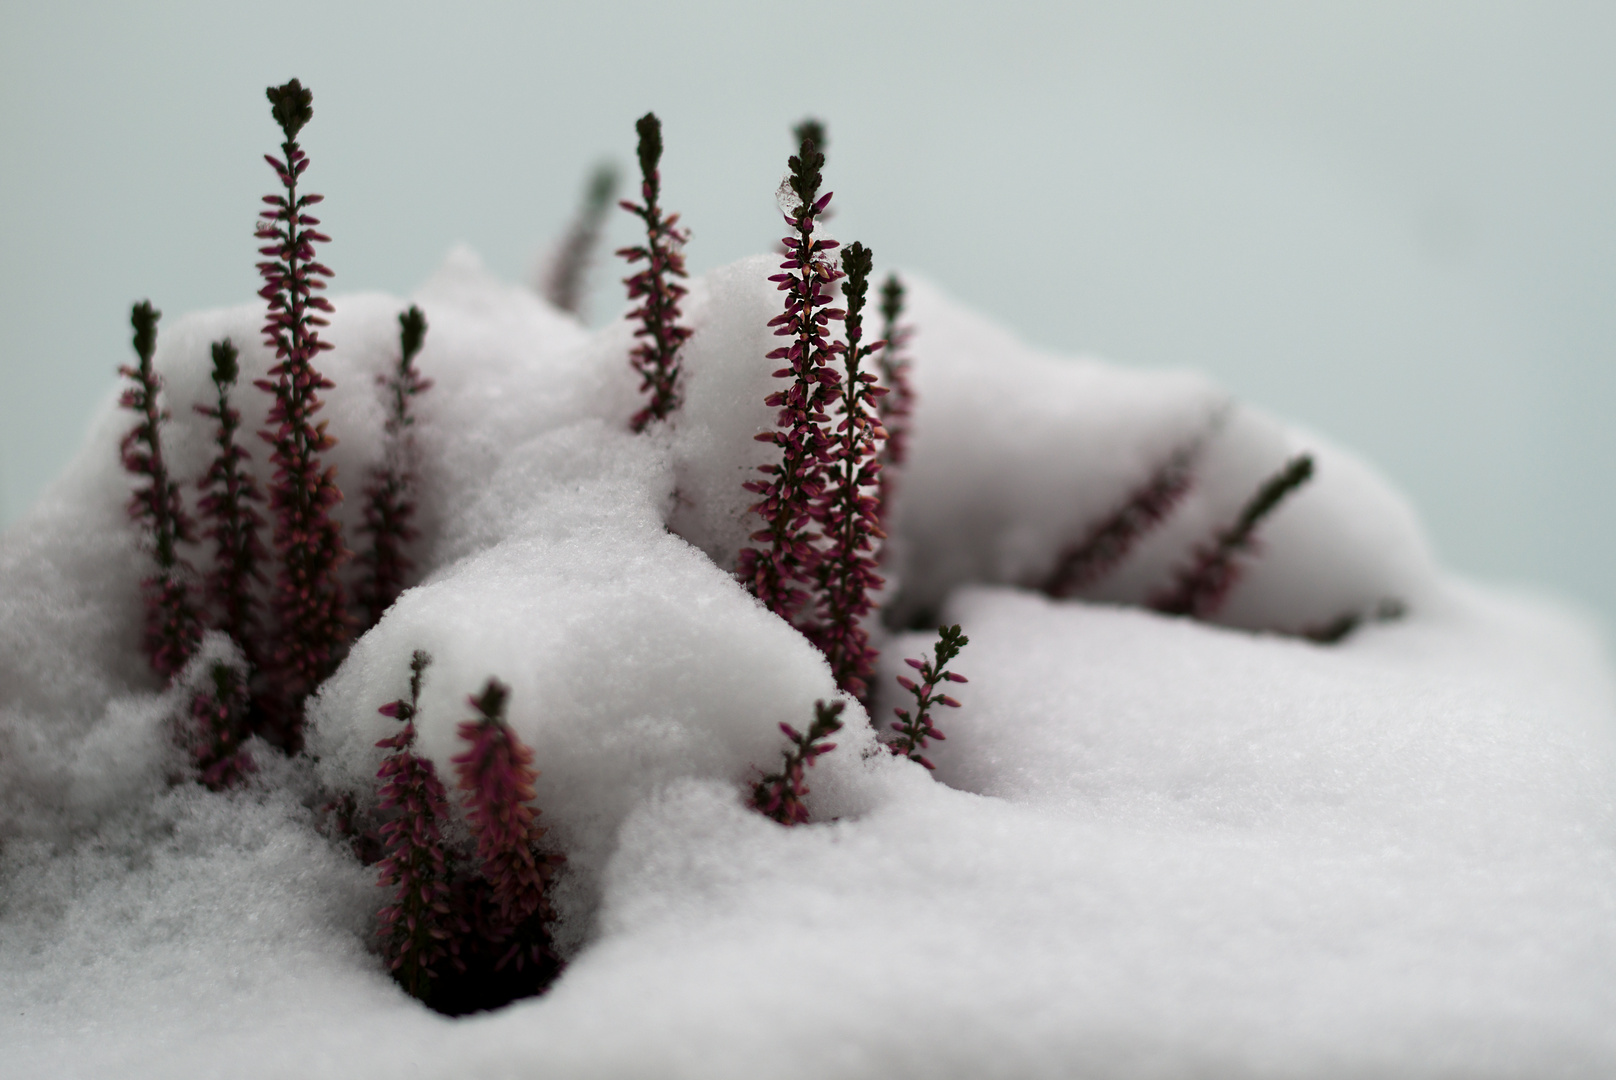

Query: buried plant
[
  {"left": 888, "top": 624, "right": 969, "bottom": 770},
  {"left": 751, "top": 699, "right": 846, "bottom": 826}
]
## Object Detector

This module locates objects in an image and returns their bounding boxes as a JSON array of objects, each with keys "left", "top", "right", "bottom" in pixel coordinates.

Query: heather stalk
[
  {"left": 254, "top": 78, "right": 349, "bottom": 741},
  {"left": 618, "top": 113, "right": 692, "bottom": 431},
  {"left": 888, "top": 624, "right": 968, "bottom": 770},
  {"left": 874, "top": 273, "right": 914, "bottom": 528},
  {"left": 194, "top": 338, "right": 267, "bottom": 666},
  {"left": 1043, "top": 442, "right": 1198, "bottom": 598},
  {"left": 452, "top": 678, "right": 562, "bottom": 974},
  {"left": 1151, "top": 453, "right": 1315, "bottom": 619},
  {"left": 357, "top": 306, "right": 433, "bottom": 629},
  {"left": 375, "top": 650, "right": 460, "bottom": 1001},
  {"left": 119, "top": 300, "right": 203, "bottom": 679},
  {"left": 812, "top": 242, "right": 889, "bottom": 699},
  {"left": 750, "top": 700, "right": 845, "bottom": 826},
  {"left": 544, "top": 162, "right": 619, "bottom": 317},
  {"left": 736, "top": 135, "right": 844, "bottom": 623},
  {"left": 185, "top": 638, "right": 255, "bottom": 791}
]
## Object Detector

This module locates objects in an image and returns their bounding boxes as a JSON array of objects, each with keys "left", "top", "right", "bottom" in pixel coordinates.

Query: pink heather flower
[
  {"left": 374, "top": 650, "right": 462, "bottom": 1001},
  {"left": 193, "top": 338, "right": 267, "bottom": 671},
  {"left": 811, "top": 241, "right": 889, "bottom": 700},
  {"left": 750, "top": 700, "right": 845, "bottom": 826},
  {"left": 254, "top": 79, "right": 350, "bottom": 745},
  {"left": 888, "top": 624, "right": 969, "bottom": 771},
  {"left": 874, "top": 273, "right": 914, "bottom": 530},
  {"left": 1151, "top": 453, "right": 1315, "bottom": 620},
  {"left": 736, "top": 133, "right": 844, "bottom": 626},
  {"left": 356, "top": 306, "right": 433, "bottom": 630},
  {"left": 619, "top": 113, "right": 692, "bottom": 432},
  {"left": 119, "top": 300, "right": 203, "bottom": 680},
  {"left": 452, "top": 678, "right": 562, "bottom": 973}
]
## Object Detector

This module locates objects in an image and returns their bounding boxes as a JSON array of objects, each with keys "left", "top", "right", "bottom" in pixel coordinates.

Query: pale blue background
[{"left": 2, "top": 2, "right": 1613, "bottom": 624}]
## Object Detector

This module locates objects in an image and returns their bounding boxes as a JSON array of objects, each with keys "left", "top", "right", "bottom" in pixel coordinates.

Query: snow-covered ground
[{"left": 2, "top": 252, "right": 1613, "bottom": 1078}]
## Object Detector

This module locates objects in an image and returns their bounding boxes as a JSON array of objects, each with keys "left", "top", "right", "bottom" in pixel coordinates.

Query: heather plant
[
  {"left": 1151, "top": 453, "right": 1316, "bottom": 619},
  {"left": 812, "top": 241, "right": 888, "bottom": 699},
  {"left": 194, "top": 338, "right": 267, "bottom": 668},
  {"left": 451, "top": 678, "right": 563, "bottom": 981},
  {"left": 1043, "top": 440, "right": 1200, "bottom": 599},
  {"left": 356, "top": 306, "right": 433, "bottom": 629},
  {"left": 750, "top": 699, "right": 845, "bottom": 826},
  {"left": 618, "top": 112, "right": 693, "bottom": 432},
  {"left": 874, "top": 273, "right": 914, "bottom": 528},
  {"left": 374, "top": 650, "right": 461, "bottom": 1002},
  {"left": 736, "top": 134, "right": 844, "bottom": 623},
  {"left": 119, "top": 300, "right": 203, "bottom": 679},
  {"left": 543, "top": 162, "right": 619, "bottom": 317},
  {"left": 887, "top": 624, "right": 968, "bottom": 770},
  {"left": 254, "top": 78, "right": 350, "bottom": 742}
]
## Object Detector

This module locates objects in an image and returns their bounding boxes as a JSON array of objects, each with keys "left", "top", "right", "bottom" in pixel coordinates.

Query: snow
[{"left": 2, "top": 248, "right": 1613, "bottom": 1078}]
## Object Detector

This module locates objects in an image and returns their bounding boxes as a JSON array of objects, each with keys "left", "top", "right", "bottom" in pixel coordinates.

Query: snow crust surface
[{"left": 2, "top": 248, "right": 1612, "bottom": 1079}]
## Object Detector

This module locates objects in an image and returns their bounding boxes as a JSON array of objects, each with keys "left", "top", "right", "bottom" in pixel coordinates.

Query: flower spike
[{"left": 618, "top": 112, "right": 692, "bottom": 431}]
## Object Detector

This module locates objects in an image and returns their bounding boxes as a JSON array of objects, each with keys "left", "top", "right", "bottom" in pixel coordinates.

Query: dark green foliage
[
  {"left": 266, "top": 79, "right": 313, "bottom": 142},
  {"left": 544, "top": 162, "right": 621, "bottom": 316}
]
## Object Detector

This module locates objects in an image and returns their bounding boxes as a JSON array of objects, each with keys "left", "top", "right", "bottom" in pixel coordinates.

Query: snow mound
[{"left": 3, "top": 249, "right": 1610, "bottom": 1079}]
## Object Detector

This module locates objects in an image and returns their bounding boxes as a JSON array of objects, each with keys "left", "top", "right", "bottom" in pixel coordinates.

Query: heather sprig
[
  {"left": 1044, "top": 442, "right": 1198, "bottom": 598},
  {"left": 357, "top": 306, "right": 433, "bottom": 629},
  {"left": 888, "top": 624, "right": 968, "bottom": 770},
  {"left": 874, "top": 273, "right": 914, "bottom": 528},
  {"left": 618, "top": 113, "right": 692, "bottom": 432},
  {"left": 186, "top": 644, "right": 255, "bottom": 792},
  {"left": 254, "top": 78, "right": 349, "bottom": 739},
  {"left": 545, "top": 162, "right": 620, "bottom": 317},
  {"left": 812, "top": 241, "right": 888, "bottom": 699},
  {"left": 736, "top": 133, "right": 844, "bottom": 622},
  {"left": 452, "top": 678, "right": 562, "bottom": 974},
  {"left": 751, "top": 699, "right": 845, "bottom": 826},
  {"left": 119, "top": 300, "right": 203, "bottom": 679},
  {"left": 375, "top": 650, "right": 461, "bottom": 1001},
  {"left": 1151, "top": 453, "right": 1316, "bottom": 619},
  {"left": 194, "top": 338, "right": 267, "bottom": 665}
]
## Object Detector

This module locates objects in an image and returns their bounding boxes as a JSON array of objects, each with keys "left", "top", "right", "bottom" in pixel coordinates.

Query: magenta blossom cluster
[
  {"left": 451, "top": 678, "right": 563, "bottom": 975},
  {"left": 751, "top": 700, "right": 845, "bottom": 826},
  {"left": 737, "top": 134, "right": 845, "bottom": 624},
  {"left": 619, "top": 112, "right": 692, "bottom": 431},
  {"left": 875, "top": 273, "right": 914, "bottom": 528},
  {"left": 254, "top": 79, "right": 349, "bottom": 741},
  {"left": 811, "top": 241, "right": 889, "bottom": 699},
  {"left": 374, "top": 651, "right": 460, "bottom": 1001},
  {"left": 357, "top": 306, "right": 433, "bottom": 629},
  {"left": 888, "top": 624, "right": 969, "bottom": 770},
  {"left": 1151, "top": 453, "right": 1315, "bottom": 619},
  {"left": 119, "top": 301, "right": 203, "bottom": 679},
  {"left": 194, "top": 338, "right": 267, "bottom": 668}
]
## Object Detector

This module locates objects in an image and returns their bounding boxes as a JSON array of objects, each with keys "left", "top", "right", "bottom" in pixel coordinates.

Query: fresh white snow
[{"left": 1, "top": 249, "right": 1612, "bottom": 1079}]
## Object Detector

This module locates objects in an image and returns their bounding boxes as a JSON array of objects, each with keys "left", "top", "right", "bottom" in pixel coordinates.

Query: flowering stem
[
  {"left": 357, "top": 306, "right": 433, "bottom": 629},
  {"left": 751, "top": 700, "right": 844, "bottom": 826},
  {"left": 194, "top": 338, "right": 267, "bottom": 668},
  {"left": 375, "top": 650, "right": 460, "bottom": 1001},
  {"left": 812, "top": 242, "right": 888, "bottom": 699},
  {"left": 619, "top": 113, "right": 692, "bottom": 432},
  {"left": 188, "top": 651, "right": 255, "bottom": 791},
  {"left": 544, "top": 162, "right": 619, "bottom": 317},
  {"left": 254, "top": 79, "right": 349, "bottom": 744},
  {"left": 873, "top": 274, "right": 915, "bottom": 533},
  {"left": 737, "top": 134, "right": 843, "bottom": 623},
  {"left": 451, "top": 678, "right": 562, "bottom": 974},
  {"left": 1151, "top": 453, "right": 1315, "bottom": 619},
  {"left": 888, "top": 624, "right": 968, "bottom": 770},
  {"left": 119, "top": 300, "right": 202, "bottom": 679}
]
